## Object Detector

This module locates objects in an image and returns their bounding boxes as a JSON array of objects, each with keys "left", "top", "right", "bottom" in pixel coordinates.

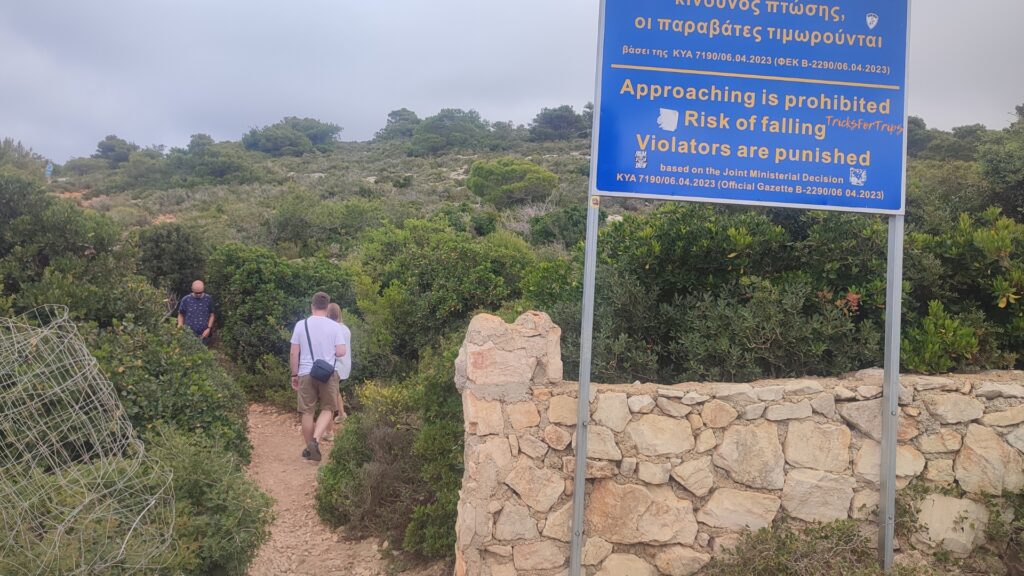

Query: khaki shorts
[{"left": 297, "top": 373, "right": 340, "bottom": 414}]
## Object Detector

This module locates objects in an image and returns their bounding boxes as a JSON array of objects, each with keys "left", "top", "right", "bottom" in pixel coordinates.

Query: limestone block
[
  {"left": 755, "top": 386, "right": 785, "bottom": 402},
  {"left": 543, "top": 425, "right": 572, "bottom": 450},
  {"left": 742, "top": 402, "right": 767, "bottom": 420},
  {"left": 811, "top": 392, "right": 836, "bottom": 418},
  {"left": 923, "top": 393, "right": 984, "bottom": 424},
  {"left": 572, "top": 425, "right": 622, "bottom": 461},
  {"left": 582, "top": 537, "right": 613, "bottom": 565},
  {"left": 671, "top": 456, "right": 715, "bottom": 497},
  {"left": 561, "top": 457, "right": 618, "bottom": 479},
  {"left": 714, "top": 421, "right": 785, "bottom": 489},
  {"left": 975, "top": 383, "right": 1024, "bottom": 399},
  {"left": 657, "top": 397, "right": 692, "bottom": 418},
  {"left": 857, "top": 386, "right": 883, "bottom": 399},
  {"left": 593, "top": 392, "right": 631, "bottom": 432},
  {"left": 626, "top": 415, "right": 695, "bottom": 456},
  {"left": 924, "top": 459, "right": 955, "bottom": 484},
  {"left": 638, "top": 461, "right": 672, "bottom": 484},
  {"left": 494, "top": 500, "right": 539, "bottom": 541},
  {"left": 541, "top": 501, "right": 573, "bottom": 542},
  {"left": 687, "top": 413, "right": 704, "bottom": 430},
  {"left": 702, "top": 400, "right": 738, "bottom": 428},
  {"left": 477, "top": 436, "right": 514, "bottom": 470},
  {"left": 504, "top": 459, "right": 564, "bottom": 512},
  {"left": 784, "top": 420, "right": 851, "bottom": 473},
  {"left": 981, "top": 405, "right": 1024, "bottom": 427},
  {"left": 910, "top": 495, "right": 989, "bottom": 558},
  {"left": 834, "top": 386, "right": 857, "bottom": 400},
  {"left": 548, "top": 395, "right": 578, "bottom": 425},
  {"left": 783, "top": 380, "right": 824, "bottom": 396},
  {"left": 955, "top": 424, "right": 1024, "bottom": 495},
  {"left": 513, "top": 540, "right": 566, "bottom": 570},
  {"left": 464, "top": 391, "right": 504, "bottom": 436},
  {"left": 838, "top": 398, "right": 883, "bottom": 441},
  {"left": 696, "top": 488, "right": 781, "bottom": 530},
  {"left": 620, "top": 457, "right": 638, "bottom": 476},
  {"left": 905, "top": 375, "right": 956, "bottom": 391},
  {"left": 712, "top": 384, "right": 759, "bottom": 405},
  {"left": 628, "top": 394, "right": 656, "bottom": 414},
  {"left": 765, "top": 400, "right": 812, "bottom": 421},
  {"left": 850, "top": 490, "right": 879, "bottom": 520},
  {"left": 1007, "top": 426, "right": 1024, "bottom": 453},
  {"left": 695, "top": 429, "right": 717, "bottom": 453},
  {"left": 916, "top": 429, "right": 962, "bottom": 453},
  {"left": 586, "top": 480, "right": 697, "bottom": 545},
  {"left": 654, "top": 546, "right": 711, "bottom": 576},
  {"left": 596, "top": 554, "right": 656, "bottom": 576},
  {"left": 508, "top": 401, "right": 540, "bottom": 430},
  {"left": 854, "top": 441, "right": 925, "bottom": 486},
  {"left": 781, "top": 468, "right": 856, "bottom": 522},
  {"left": 518, "top": 434, "right": 549, "bottom": 459}
]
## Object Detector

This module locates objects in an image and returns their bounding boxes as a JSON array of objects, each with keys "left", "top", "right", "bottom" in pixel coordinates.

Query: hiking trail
[{"left": 246, "top": 403, "right": 447, "bottom": 576}]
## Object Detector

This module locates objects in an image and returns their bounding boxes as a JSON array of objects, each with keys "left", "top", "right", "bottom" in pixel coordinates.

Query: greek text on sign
[{"left": 593, "top": 0, "right": 910, "bottom": 214}]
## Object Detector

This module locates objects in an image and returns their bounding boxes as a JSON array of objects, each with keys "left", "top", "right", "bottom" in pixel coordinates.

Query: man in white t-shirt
[{"left": 289, "top": 292, "right": 347, "bottom": 462}]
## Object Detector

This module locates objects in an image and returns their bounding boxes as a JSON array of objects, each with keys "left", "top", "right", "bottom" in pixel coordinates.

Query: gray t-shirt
[{"left": 290, "top": 316, "right": 346, "bottom": 376}]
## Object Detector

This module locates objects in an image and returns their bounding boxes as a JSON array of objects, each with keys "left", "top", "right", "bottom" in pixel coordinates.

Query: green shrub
[
  {"left": 87, "top": 320, "right": 251, "bottom": 460},
  {"left": 529, "top": 205, "right": 604, "bottom": 248},
  {"left": 466, "top": 157, "right": 558, "bottom": 209},
  {"left": 149, "top": 428, "right": 274, "bottom": 575},
  {"left": 137, "top": 222, "right": 208, "bottom": 296},
  {"left": 902, "top": 301, "right": 980, "bottom": 373}
]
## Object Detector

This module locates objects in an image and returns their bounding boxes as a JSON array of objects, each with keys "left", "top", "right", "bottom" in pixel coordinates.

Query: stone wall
[{"left": 453, "top": 312, "right": 1024, "bottom": 576}]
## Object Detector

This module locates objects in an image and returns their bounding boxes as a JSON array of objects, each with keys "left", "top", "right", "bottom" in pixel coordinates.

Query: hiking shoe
[
  {"left": 322, "top": 432, "right": 334, "bottom": 442},
  {"left": 334, "top": 413, "right": 347, "bottom": 424},
  {"left": 307, "top": 440, "right": 321, "bottom": 462},
  {"left": 301, "top": 447, "right": 311, "bottom": 459}
]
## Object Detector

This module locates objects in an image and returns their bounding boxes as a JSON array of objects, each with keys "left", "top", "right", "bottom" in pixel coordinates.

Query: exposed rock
[
  {"left": 485, "top": 545, "right": 513, "bottom": 557},
  {"left": 904, "top": 375, "right": 956, "bottom": 391},
  {"left": 850, "top": 490, "right": 880, "bottom": 520},
  {"left": 654, "top": 546, "right": 711, "bottom": 576},
  {"left": 703, "top": 400, "right": 739, "bottom": 428},
  {"left": 900, "top": 383, "right": 915, "bottom": 405},
  {"left": 855, "top": 367, "right": 884, "bottom": 382},
  {"left": 518, "top": 434, "right": 549, "bottom": 459},
  {"left": 671, "top": 456, "right": 715, "bottom": 497},
  {"left": 903, "top": 406, "right": 920, "bottom": 417},
  {"left": 489, "top": 562, "right": 515, "bottom": 576},
  {"left": 464, "top": 391, "right": 504, "bottom": 436},
  {"left": 508, "top": 401, "right": 540, "bottom": 430},
  {"left": 620, "top": 457, "right": 638, "bottom": 476},
  {"left": 975, "top": 383, "right": 1024, "bottom": 399},
  {"left": 541, "top": 501, "right": 573, "bottom": 542},
  {"left": 513, "top": 540, "right": 565, "bottom": 570},
  {"left": 494, "top": 500, "right": 539, "bottom": 541},
  {"left": 834, "top": 386, "right": 857, "bottom": 400},
  {"left": 548, "top": 395, "right": 578, "bottom": 425},
  {"left": 477, "top": 436, "right": 514, "bottom": 469},
  {"left": 595, "top": 554, "right": 656, "bottom": 576},
  {"left": 582, "top": 537, "right": 613, "bottom": 566},
  {"left": 922, "top": 394, "right": 984, "bottom": 424},
  {"left": 782, "top": 468, "right": 856, "bottom": 522},
  {"left": 955, "top": 424, "right": 1024, "bottom": 495},
  {"left": 712, "top": 384, "right": 759, "bottom": 405},
  {"left": 838, "top": 398, "right": 883, "bottom": 441},
  {"left": 593, "top": 392, "right": 631, "bottom": 432},
  {"left": 457, "top": 312, "right": 561, "bottom": 400},
  {"left": 696, "top": 488, "right": 781, "bottom": 530},
  {"left": 854, "top": 441, "right": 925, "bottom": 485},
  {"left": 784, "top": 380, "right": 824, "bottom": 396},
  {"left": 910, "top": 495, "right": 989, "bottom": 558},
  {"left": 504, "top": 459, "right": 564, "bottom": 512},
  {"left": 543, "top": 425, "right": 572, "bottom": 450},
  {"left": 638, "top": 461, "right": 672, "bottom": 484},
  {"left": 981, "top": 405, "right": 1024, "bottom": 427},
  {"left": 687, "top": 413, "right": 704, "bottom": 430},
  {"left": 811, "top": 392, "right": 836, "bottom": 418},
  {"left": 657, "top": 397, "right": 692, "bottom": 418},
  {"left": 628, "top": 395, "right": 656, "bottom": 414},
  {"left": 755, "top": 386, "right": 785, "bottom": 402},
  {"left": 586, "top": 480, "right": 697, "bottom": 545},
  {"left": 924, "top": 459, "right": 955, "bottom": 484},
  {"left": 784, "top": 420, "right": 851, "bottom": 473},
  {"left": 742, "top": 402, "right": 767, "bottom": 419},
  {"left": 680, "top": 391, "right": 713, "bottom": 405},
  {"left": 573, "top": 425, "right": 622, "bottom": 461},
  {"left": 626, "top": 415, "right": 695, "bottom": 456},
  {"left": 898, "top": 418, "right": 921, "bottom": 442},
  {"left": 916, "top": 429, "right": 962, "bottom": 453},
  {"left": 695, "top": 429, "right": 717, "bottom": 453},
  {"left": 712, "top": 534, "right": 742, "bottom": 557},
  {"left": 714, "top": 421, "right": 785, "bottom": 489}
]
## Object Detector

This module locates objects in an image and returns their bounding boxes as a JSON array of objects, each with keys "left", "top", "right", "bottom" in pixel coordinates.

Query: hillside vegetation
[{"left": 1, "top": 102, "right": 1023, "bottom": 566}]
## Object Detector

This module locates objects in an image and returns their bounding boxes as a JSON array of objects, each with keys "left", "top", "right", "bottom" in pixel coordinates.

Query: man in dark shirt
[{"left": 177, "top": 280, "right": 215, "bottom": 345}]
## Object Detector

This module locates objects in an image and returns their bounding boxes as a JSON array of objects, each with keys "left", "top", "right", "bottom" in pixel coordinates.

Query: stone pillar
[{"left": 453, "top": 312, "right": 563, "bottom": 576}]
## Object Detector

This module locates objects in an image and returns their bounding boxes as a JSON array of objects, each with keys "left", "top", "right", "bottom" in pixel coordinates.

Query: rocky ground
[{"left": 246, "top": 403, "right": 448, "bottom": 576}]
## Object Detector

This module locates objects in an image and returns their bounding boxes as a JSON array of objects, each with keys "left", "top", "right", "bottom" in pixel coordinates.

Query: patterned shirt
[{"left": 178, "top": 294, "right": 215, "bottom": 336}]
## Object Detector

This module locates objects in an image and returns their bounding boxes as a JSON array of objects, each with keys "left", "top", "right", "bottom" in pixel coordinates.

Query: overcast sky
[{"left": 1, "top": 1, "right": 1022, "bottom": 163}]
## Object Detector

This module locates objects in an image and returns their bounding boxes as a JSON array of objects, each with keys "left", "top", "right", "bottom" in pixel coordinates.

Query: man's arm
[
  {"left": 203, "top": 312, "right": 215, "bottom": 338},
  {"left": 335, "top": 343, "right": 347, "bottom": 358},
  {"left": 290, "top": 343, "right": 300, "bottom": 390},
  {"left": 177, "top": 312, "right": 185, "bottom": 328}
]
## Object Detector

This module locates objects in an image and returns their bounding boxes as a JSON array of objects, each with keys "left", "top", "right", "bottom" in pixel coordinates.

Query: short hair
[
  {"left": 311, "top": 292, "right": 330, "bottom": 311},
  {"left": 327, "top": 303, "right": 341, "bottom": 322}
]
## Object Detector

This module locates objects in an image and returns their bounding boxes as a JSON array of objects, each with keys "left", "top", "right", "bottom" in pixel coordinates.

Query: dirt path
[{"left": 246, "top": 403, "right": 447, "bottom": 576}]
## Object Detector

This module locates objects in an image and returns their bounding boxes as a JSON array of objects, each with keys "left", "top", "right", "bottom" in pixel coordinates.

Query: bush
[
  {"left": 87, "top": 320, "right": 251, "bottom": 460},
  {"left": 902, "top": 301, "right": 980, "bottom": 373},
  {"left": 137, "top": 222, "right": 208, "bottom": 296},
  {"left": 149, "top": 428, "right": 273, "bottom": 575},
  {"left": 466, "top": 157, "right": 558, "bottom": 209}
]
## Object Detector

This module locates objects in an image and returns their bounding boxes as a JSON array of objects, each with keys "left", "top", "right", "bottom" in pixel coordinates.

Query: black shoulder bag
[{"left": 304, "top": 319, "right": 336, "bottom": 383}]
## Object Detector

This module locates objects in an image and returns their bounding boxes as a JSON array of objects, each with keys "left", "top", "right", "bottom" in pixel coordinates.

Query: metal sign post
[{"left": 571, "top": 1, "right": 910, "bottom": 573}]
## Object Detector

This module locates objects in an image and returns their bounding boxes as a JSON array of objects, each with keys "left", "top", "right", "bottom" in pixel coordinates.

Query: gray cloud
[{"left": 1, "top": 0, "right": 1020, "bottom": 162}]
